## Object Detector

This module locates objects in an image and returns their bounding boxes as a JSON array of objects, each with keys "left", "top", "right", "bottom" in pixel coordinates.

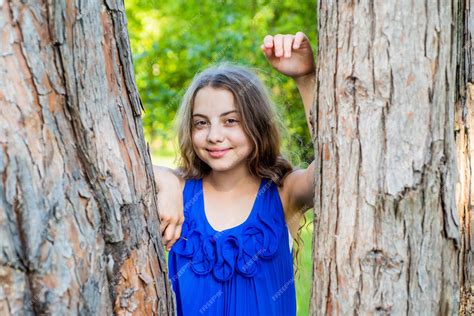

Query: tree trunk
[
  {"left": 0, "top": 1, "right": 174, "bottom": 315},
  {"left": 456, "top": 1, "right": 474, "bottom": 314},
  {"left": 311, "top": 1, "right": 460, "bottom": 314}
]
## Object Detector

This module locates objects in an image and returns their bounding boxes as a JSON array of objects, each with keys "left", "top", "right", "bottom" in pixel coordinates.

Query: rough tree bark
[
  {"left": 456, "top": 1, "right": 474, "bottom": 314},
  {"left": 0, "top": 1, "right": 174, "bottom": 315},
  {"left": 311, "top": 0, "right": 461, "bottom": 314}
]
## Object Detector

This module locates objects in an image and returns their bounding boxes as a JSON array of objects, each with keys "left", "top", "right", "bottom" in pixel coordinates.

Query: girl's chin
[
  {"left": 206, "top": 160, "right": 245, "bottom": 173},
  {"left": 205, "top": 161, "right": 231, "bottom": 170}
]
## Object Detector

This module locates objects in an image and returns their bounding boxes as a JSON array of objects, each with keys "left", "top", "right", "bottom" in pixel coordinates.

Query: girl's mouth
[{"left": 206, "top": 148, "right": 230, "bottom": 158}]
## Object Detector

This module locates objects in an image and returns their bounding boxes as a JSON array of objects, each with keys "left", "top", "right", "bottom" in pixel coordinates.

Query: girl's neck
[{"left": 204, "top": 165, "right": 259, "bottom": 192}]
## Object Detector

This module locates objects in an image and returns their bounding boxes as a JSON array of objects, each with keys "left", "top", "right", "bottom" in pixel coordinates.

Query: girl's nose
[{"left": 207, "top": 124, "right": 224, "bottom": 143}]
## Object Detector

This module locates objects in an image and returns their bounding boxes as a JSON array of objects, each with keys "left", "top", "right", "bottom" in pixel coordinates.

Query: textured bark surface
[
  {"left": 311, "top": 0, "right": 460, "bottom": 314},
  {"left": 0, "top": 0, "right": 174, "bottom": 314},
  {"left": 456, "top": 1, "right": 474, "bottom": 314}
]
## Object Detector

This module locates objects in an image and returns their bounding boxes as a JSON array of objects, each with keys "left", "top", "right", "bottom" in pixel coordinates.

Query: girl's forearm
[{"left": 294, "top": 72, "right": 316, "bottom": 137}]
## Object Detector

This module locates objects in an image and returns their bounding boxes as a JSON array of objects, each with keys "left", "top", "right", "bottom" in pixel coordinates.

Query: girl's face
[{"left": 191, "top": 86, "right": 253, "bottom": 173}]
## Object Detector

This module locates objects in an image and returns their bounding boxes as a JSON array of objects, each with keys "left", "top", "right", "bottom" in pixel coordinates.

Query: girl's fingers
[
  {"left": 273, "top": 34, "right": 283, "bottom": 57},
  {"left": 167, "top": 225, "right": 183, "bottom": 250},
  {"left": 263, "top": 35, "right": 274, "bottom": 48},
  {"left": 159, "top": 216, "right": 169, "bottom": 235},
  {"left": 293, "top": 31, "right": 305, "bottom": 49},
  {"left": 283, "top": 34, "right": 294, "bottom": 58},
  {"left": 260, "top": 44, "right": 273, "bottom": 60},
  {"left": 163, "top": 224, "right": 176, "bottom": 251},
  {"left": 262, "top": 32, "right": 308, "bottom": 60}
]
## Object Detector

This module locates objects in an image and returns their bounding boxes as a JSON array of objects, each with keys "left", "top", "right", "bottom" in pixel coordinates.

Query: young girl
[{"left": 154, "top": 31, "right": 315, "bottom": 316}]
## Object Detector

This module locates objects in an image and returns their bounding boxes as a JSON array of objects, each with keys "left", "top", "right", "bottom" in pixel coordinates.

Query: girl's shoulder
[{"left": 152, "top": 165, "right": 185, "bottom": 194}]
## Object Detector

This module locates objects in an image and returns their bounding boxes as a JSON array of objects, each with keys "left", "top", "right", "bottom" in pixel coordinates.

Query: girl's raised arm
[
  {"left": 261, "top": 31, "right": 316, "bottom": 136},
  {"left": 153, "top": 165, "right": 185, "bottom": 251},
  {"left": 261, "top": 31, "right": 316, "bottom": 215}
]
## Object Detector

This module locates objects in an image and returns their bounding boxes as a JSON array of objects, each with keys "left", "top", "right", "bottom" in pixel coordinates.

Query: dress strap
[{"left": 182, "top": 178, "right": 202, "bottom": 218}]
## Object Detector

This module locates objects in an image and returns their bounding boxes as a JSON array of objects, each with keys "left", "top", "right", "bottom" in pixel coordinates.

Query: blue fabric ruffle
[{"left": 172, "top": 202, "right": 285, "bottom": 282}]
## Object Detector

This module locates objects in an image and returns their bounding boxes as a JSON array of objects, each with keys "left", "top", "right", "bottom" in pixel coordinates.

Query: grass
[
  {"left": 152, "top": 150, "right": 314, "bottom": 315},
  {"left": 295, "top": 211, "right": 314, "bottom": 316}
]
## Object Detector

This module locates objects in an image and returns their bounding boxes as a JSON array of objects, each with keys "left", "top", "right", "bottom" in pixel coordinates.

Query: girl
[{"left": 154, "top": 31, "right": 315, "bottom": 315}]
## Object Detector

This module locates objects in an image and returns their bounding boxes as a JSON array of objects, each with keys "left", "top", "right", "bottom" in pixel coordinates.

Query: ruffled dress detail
[{"left": 168, "top": 178, "right": 296, "bottom": 316}]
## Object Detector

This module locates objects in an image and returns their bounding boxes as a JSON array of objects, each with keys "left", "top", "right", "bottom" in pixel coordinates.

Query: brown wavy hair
[{"left": 174, "top": 62, "right": 308, "bottom": 275}]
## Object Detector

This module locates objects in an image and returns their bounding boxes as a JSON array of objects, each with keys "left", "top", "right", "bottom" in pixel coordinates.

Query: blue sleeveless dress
[{"left": 168, "top": 178, "right": 296, "bottom": 316}]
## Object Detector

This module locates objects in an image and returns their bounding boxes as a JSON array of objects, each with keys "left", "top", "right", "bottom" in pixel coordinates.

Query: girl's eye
[
  {"left": 225, "top": 118, "right": 238, "bottom": 125},
  {"left": 194, "top": 121, "right": 208, "bottom": 127}
]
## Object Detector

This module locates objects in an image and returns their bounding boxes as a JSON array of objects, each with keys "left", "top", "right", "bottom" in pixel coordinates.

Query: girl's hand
[
  {"left": 153, "top": 166, "right": 185, "bottom": 251},
  {"left": 157, "top": 186, "right": 184, "bottom": 251},
  {"left": 261, "top": 32, "right": 315, "bottom": 81}
]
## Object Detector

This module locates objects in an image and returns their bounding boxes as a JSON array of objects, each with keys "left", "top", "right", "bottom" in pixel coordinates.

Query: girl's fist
[{"left": 261, "top": 32, "right": 315, "bottom": 80}]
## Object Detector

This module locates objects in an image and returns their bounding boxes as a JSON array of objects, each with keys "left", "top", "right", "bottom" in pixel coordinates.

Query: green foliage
[{"left": 125, "top": 0, "right": 316, "bottom": 165}]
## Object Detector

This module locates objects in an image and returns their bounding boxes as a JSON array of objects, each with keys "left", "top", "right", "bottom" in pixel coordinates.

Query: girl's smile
[
  {"left": 206, "top": 147, "right": 231, "bottom": 158},
  {"left": 192, "top": 86, "right": 252, "bottom": 172}
]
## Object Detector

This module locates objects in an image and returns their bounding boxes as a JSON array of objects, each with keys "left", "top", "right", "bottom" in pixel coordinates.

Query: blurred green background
[{"left": 125, "top": 1, "right": 316, "bottom": 314}]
